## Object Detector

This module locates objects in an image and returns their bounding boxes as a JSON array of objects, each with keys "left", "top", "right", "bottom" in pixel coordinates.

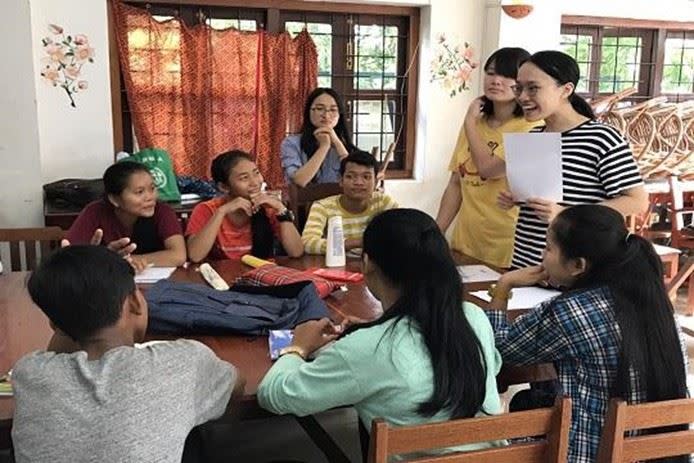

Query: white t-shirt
[{"left": 12, "top": 339, "right": 236, "bottom": 463}]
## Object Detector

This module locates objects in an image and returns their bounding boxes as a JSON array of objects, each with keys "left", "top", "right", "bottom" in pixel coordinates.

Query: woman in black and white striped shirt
[{"left": 498, "top": 51, "right": 648, "bottom": 269}]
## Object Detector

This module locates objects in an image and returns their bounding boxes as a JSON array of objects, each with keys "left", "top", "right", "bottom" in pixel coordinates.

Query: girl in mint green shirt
[{"left": 258, "top": 208, "right": 503, "bottom": 454}]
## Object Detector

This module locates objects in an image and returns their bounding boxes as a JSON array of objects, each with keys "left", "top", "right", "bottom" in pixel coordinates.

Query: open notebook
[
  {"left": 134, "top": 267, "right": 177, "bottom": 284},
  {"left": 470, "top": 286, "right": 561, "bottom": 311}
]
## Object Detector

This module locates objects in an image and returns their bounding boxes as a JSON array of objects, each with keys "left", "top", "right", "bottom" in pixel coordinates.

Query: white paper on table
[
  {"left": 457, "top": 265, "right": 501, "bottom": 283},
  {"left": 134, "top": 266, "right": 176, "bottom": 283},
  {"left": 503, "top": 132, "right": 563, "bottom": 202},
  {"left": 653, "top": 243, "right": 681, "bottom": 256},
  {"left": 470, "top": 286, "right": 561, "bottom": 311}
]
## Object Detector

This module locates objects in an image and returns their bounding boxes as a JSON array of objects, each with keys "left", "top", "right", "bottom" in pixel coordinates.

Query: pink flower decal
[
  {"left": 430, "top": 37, "right": 477, "bottom": 97},
  {"left": 39, "top": 25, "right": 95, "bottom": 108}
]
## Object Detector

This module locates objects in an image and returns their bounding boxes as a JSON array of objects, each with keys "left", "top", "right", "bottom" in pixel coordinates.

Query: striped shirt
[
  {"left": 301, "top": 193, "right": 398, "bottom": 254},
  {"left": 486, "top": 286, "right": 689, "bottom": 463},
  {"left": 511, "top": 120, "right": 643, "bottom": 268}
]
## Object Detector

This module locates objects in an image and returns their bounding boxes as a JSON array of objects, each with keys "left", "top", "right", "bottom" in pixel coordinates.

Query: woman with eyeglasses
[
  {"left": 498, "top": 51, "right": 648, "bottom": 269},
  {"left": 281, "top": 88, "right": 357, "bottom": 187},
  {"left": 436, "top": 47, "right": 538, "bottom": 268}
]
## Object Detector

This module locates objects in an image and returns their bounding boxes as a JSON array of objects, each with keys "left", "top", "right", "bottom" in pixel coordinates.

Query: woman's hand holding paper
[{"left": 526, "top": 197, "right": 564, "bottom": 223}]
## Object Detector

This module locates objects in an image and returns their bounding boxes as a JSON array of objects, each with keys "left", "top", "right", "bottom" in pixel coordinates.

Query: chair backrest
[
  {"left": 288, "top": 182, "right": 343, "bottom": 232},
  {"left": 0, "top": 227, "right": 64, "bottom": 271},
  {"left": 597, "top": 398, "right": 694, "bottom": 462},
  {"left": 368, "top": 396, "right": 572, "bottom": 463},
  {"left": 669, "top": 175, "right": 687, "bottom": 229}
]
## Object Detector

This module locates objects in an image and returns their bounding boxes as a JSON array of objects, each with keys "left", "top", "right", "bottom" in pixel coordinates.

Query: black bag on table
[{"left": 43, "top": 178, "right": 104, "bottom": 208}]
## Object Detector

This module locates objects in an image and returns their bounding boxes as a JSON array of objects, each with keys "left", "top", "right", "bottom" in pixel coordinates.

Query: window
[
  {"left": 561, "top": 17, "right": 694, "bottom": 103},
  {"left": 112, "top": 1, "right": 420, "bottom": 178},
  {"left": 284, "top": 13, "right": 410, "bottom": 171},
  {"left": 661, "top": 31, "right": 694, "bottom": 95}
]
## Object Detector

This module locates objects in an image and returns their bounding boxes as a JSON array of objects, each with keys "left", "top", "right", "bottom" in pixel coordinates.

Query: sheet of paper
[
  {"left": 470, "top": 286, "right": 561, "bottom": 311},
  {"left": 503, "top": 132, "right": 563, "bottom": 202},
  {"left": 653, "top": 243, "right": 681, "bottom": 256},
  {"left": 457, "top": 265, "right": 501, "bottom": 283},
  {"left": 134, "top": 266, "right": 176, "bottom": 284}
]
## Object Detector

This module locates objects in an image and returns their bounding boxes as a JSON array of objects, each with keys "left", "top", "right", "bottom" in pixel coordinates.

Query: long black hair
[
  {"left": 211, "top": 150, "right": 274, "bottom": 258},
  {"left": 299, "top": 87, "right": 357, "bottom": 158},
  {"left": 344, "top": 208, "right": 488, "bottom": 419},
  {"left": 482, "top": 47, "right": 530, "bottom": 117},
  {"left": 551, "top": 205, "right": 687, "bottom": 403},
  {"left": 523, "top": 50, "right": 595, "bottom": 119}
]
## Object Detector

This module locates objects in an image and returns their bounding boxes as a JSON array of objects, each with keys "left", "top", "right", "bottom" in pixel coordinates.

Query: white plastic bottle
[{"left": 325, "top": 215, "right": 346, "bottom": 267}]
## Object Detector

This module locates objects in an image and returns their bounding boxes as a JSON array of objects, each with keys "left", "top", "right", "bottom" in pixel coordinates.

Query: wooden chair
[
  {"left": 597, "top": 398, "right": 694, "bottom": 462},
  {"left": 368, "top": 396, "right": 572, "bottom": 463},
  {"left": 288, "top": 182, "right": 342, "bottom": 232},
  {"left": 666, "top": 255, "right": 694, "bottom": 318},
  {"left": 0, "top": 227, "right": 64, "bottom": 271},
  {"left": 667, "top": 176, "right": 694, "bottom": 250}
]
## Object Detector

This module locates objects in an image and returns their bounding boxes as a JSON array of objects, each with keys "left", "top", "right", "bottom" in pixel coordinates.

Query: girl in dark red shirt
[{"left": 66, "top": 162, "right": 186, "bottom": 270}]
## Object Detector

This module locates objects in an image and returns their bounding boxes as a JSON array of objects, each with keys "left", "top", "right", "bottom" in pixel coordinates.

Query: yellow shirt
[
  {"left": 301, "top": 193, "right": 399, "bottom": 255},
  {"left": 448, "top": 117, "right": 538, "bottom": 268}
]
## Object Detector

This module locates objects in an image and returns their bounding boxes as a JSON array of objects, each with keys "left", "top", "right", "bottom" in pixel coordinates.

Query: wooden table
[{"left": 0, "top": 253, "right": 556, "bottom": 455}]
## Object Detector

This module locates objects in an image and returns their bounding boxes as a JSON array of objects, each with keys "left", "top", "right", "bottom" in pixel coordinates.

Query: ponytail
[
  {"left": 342, "top": 209, "right": 488, "bottom": 419},
  {"left": 551, "top": 205, "right": 687, "bottom": 405},
  {"left": 569, "top": 93, "right": 595, "bottom": 119},
  {"left": 250, "top": 211, "right": 274, "bottom": 258}
]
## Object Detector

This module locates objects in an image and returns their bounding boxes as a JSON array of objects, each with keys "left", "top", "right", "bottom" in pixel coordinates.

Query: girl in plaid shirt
[{"left": 486, "top": 205, "right": 689, "bottom": 463}]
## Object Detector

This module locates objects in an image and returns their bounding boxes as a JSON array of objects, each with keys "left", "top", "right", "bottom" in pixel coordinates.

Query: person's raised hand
[
  {"left": 313, "top": 127, "right": 332, "bottom": 147},
  {"left": 219, "top": 197, "right": 253, "bottom": 217},
  {"left": 106, "top": 237, "right": 137, "bottom": 257},
  {"left": 465, "top": 96, "right": 485, "bottom": 123},
  {"left": 250, "top": 193, "right": 284, "bottom": 213},
  {"left": 498, "top": 265, "right": 549, "bottom": 290}
]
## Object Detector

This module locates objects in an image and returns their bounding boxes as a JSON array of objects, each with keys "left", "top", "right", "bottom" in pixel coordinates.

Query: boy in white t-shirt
[{"left": 11, "top": 245, "right": 242, "bottom": 463}]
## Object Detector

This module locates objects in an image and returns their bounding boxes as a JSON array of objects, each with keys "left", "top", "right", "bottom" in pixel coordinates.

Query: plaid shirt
[{"left": 487, "top": 286, "right": 689, "bottom": 463}]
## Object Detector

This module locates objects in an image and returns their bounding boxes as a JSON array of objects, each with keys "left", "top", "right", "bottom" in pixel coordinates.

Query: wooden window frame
[
  {"left": 561, "top": 15, "right": 694, "bottom": 103},
  {"left": 107, "top": 0, "right": 420, "bottom": 178}
]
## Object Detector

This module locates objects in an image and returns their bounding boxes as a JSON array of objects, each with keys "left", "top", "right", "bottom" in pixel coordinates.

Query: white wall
[
  {"left": 0, "top": 0, "right": 43, "bottom": 227},
  {"left": 387, "top": 0, "right": 485, "bottom": 215},
  {"left": 4, "top": 0, "right": 692, "bottom": 227},
  {"left": 30, "top": 0, "right": 114, "bottom": 183}
]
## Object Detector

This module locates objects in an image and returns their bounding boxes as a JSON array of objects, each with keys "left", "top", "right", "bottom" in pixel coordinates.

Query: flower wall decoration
[
  {"left": 40, "top": 24, "right": 95, "bottom": 108},
  {"left": 430, "top": 34, "right": 478, "bottom": 98}
]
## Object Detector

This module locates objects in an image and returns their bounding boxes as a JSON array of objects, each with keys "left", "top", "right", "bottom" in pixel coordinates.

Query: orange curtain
[{"left": 111, "top": 2, "right": 318, "bottom": 187}]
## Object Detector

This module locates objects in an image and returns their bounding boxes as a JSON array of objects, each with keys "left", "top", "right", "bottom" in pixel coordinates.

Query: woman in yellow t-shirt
[{"left": 436, "top": 47, "right": 538, "bottom": 268}]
